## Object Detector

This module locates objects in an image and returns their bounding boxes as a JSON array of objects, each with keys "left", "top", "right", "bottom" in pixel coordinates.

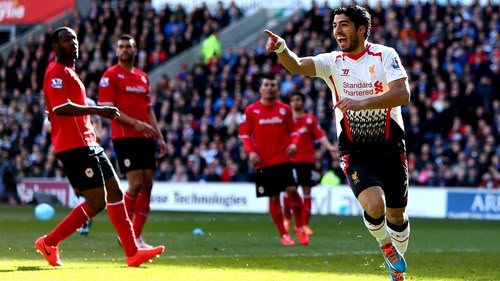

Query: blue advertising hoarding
[{"left": 447, "top": 191, "right": 500, "bottom": 219}]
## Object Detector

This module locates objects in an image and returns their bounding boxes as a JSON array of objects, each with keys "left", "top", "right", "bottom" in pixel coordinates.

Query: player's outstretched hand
[
  {"left": 98, "top": 106, "right": 120, "bottom": 119},
  {"left": 263, "top": 29, "right": 286, "bottom": 53}
]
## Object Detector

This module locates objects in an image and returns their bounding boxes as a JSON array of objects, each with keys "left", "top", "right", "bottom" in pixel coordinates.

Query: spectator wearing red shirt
[
  {"left": 35, "top": 27, "right": 164, "bottom": 268},
  {"left": 98, "top": 34, "right": 167, "bottom": 249},
  {"left": 283, "top": 91, "right": 336, "bottom": 236},
  {"left": 238, "top": 73, "right": 309, "bottom": 246}
]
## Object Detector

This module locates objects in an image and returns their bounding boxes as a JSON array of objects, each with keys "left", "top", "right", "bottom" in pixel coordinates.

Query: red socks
[
  {"left": 269, "top": 197, "right": 287, "bottom": 236},
  {"left": 282, "top": 194, "right": 292, "bottom": 221},
  {"left": 124, "top": 191, "right": 136, "bottom": 220},
  {"left": 289, "top": 192, "right": 303, "bottom": 228},
  {"left": 133, "top": 192, "right": 151, "bottom": 237},
  {"left": 45, "top": 202, "right": 96, "bottom": 246},
  {"left": 302, "top": 195, "right": 312, "bottom": 226},
  {"left": 107, "top": 201, "right": 137, "bottom": 257}
]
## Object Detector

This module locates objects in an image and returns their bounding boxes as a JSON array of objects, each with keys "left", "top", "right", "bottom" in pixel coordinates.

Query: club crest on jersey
[
  {"left": 124, "top": 158, "right": 131, "bottom": 168},
  {"left": 99, "top": 77, "right": 109, "bottom": 87},
  {"left": 392, "top": 58, "right": 400, "bottom": 69},
  {"left": 279, "top": 108, "right": 286, "bottom": 115},
  {"left": 306, "top": 117, "right": 312, "bottom": 124},
  {"left": 51, "top": 78, "right": 63, "bottom": 88},
  {"left": 85, "top": 168, "right": 94, "bottom": 178},
  {"left": 369, "top": 65, "right": 376, "bottom": 75}
]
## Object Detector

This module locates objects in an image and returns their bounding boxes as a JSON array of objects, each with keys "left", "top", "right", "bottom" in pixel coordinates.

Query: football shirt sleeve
[
  {"left": 286, "top": 108, "right": 299, "bottom": 145},
  {"left": 46, "top": 68, "right": 71, "bottom": 111},
  {"left": 98, "top": 70, "right": 116, "bottom": 106},
  {"left": 311, "top": 52, "right": 337, "bottom": 79},
  {"left": 238, "top": 108, "right": 255, "bottom": 154},
  {"left": 142, "top": 70, "right": 153, "bottom": 106},
  {"left": 311, "top": 116, "right": 326, "bottom": 141},
  {"left": 383, "top": 48, "right": 408, "bottom": 83}
]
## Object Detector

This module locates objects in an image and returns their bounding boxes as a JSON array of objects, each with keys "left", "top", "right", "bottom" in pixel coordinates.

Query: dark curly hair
[
  {"left": 50, "top": 26, "right": 75, "bottom": 44},
  {"left": 334, "top": 5, "right": 372, "bottom": 39}
]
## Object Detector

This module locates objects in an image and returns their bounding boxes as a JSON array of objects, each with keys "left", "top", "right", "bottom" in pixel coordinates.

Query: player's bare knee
[
  {"left": 386, "top": 212, "right": 406, "bottom": 225},
  {"left": 362, "top": 200, "right": 385, "bottom": 219}
]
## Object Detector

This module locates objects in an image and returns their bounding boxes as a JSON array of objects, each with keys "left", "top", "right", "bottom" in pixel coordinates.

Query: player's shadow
[{"left": 15, "top": 266, "right": 47, "bottom": 271}]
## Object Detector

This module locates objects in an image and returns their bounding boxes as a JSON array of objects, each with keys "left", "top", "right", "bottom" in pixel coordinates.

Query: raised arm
[{"left": 263, "top": 29, "right": 316, "bottom": 77}]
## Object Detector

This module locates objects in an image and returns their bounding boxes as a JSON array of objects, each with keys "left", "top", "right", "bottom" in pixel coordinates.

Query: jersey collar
[{"left": 342, "top": 43, "right": 371, "bottom": 61}]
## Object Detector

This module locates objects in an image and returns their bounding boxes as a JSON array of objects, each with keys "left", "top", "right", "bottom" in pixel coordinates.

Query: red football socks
[
  {"left": 133, "top": 192, "right": 151, "bottom": 237},
  {"left": 124, "top": 191, "right": 137, "bottom": 220},
  {"left": 289, "top": 192, "right": 304, "bottom": 227},
  {"left": 45, "top": 202, "right": 96, "bottom": 246},
  {"left": 302, "top": 195, "right": 312, "bottom": 226},
  {"left": 282, "top": 194, "right": 292, "bottom": 221},
  {"left": 107, "top": 201, "right": 137, "bottom": 257},
  {"left": 269, "top": 197, "right": 287, "bottom": 236}
]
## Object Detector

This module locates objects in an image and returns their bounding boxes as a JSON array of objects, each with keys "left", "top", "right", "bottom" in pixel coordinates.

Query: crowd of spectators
[{"left": 0, "top": 0, "right": 499, "bottom": 203}]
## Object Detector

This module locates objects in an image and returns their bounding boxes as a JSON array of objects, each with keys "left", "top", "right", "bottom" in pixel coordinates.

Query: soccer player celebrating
[
  {"left": 238, "top": 73, "right": 309, "bottom": 246},
  {"left": 283, "top": 91, "right": 337, "bottom": 235},
  {"left": 264, "top": 5, "right": 411, "bottom": 280},
  {"left": 36, "top": 26, "right": 164, "bottom": 267},
  {"left": 98, "top": 34, "right": 167, "bottom": 248}
]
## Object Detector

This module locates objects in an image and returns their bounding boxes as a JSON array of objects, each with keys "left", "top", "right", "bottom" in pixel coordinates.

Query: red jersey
[
  {"left": 292, "top": 113, "right": 326, "bottom": 164},
  {"left": 238, "top": 100, "right": 298, "bottom": 169},
  {"left": 98, "top": 64, "right": 151, "bottom": 139},
  {"left": 43, "top": 61, "right": 97, "bottom": 153}
]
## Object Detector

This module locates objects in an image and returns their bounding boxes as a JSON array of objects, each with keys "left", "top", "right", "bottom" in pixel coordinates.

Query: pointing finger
[{"left": 263, "top": 29, "right": 277, "bottom": 39}]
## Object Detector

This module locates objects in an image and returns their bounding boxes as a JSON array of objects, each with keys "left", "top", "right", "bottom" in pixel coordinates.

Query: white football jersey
[{"left": 312, "top": 43, "right": 409, "bottom": 154}]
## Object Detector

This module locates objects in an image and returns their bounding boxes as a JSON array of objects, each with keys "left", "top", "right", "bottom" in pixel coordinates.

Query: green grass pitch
[{"left": 0, "top": 205, "right": 499, "bottom": 281}]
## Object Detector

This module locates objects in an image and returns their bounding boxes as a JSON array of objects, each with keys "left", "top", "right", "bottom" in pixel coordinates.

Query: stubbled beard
[
  {"left": 119, "top": 55, "right": 133, "bottom": 63},
  {"left": 340, "top": 36, "right": 359, "bottom": 53},
  {"left": 340, "top": 45, "right": 354, "bottom": 52}
]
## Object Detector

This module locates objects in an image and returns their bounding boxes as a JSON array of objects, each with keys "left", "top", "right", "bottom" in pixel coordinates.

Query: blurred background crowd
[{"left": 0, "top": 0, "right": 499, "bottom": 204}]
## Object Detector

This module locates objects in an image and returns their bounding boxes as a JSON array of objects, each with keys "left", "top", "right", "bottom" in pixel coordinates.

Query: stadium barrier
[{"left": 17, "top": 179, "right": 500, "bottom": 220}]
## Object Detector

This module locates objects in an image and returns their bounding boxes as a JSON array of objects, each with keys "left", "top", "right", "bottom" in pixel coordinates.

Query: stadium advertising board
[
  {"left": 0, "top": 0, "right": 74, "bottom": 24},
  {"left": 17, "top": 179, "right": 76, "bottom": 207},
  {"left": 17, "top": 179, "right": 500, "bottom": 220},
  {"left": 447, "top": 190, "right": 500, "bottom": 219},
  {"left": 143, "top": 183, "right": 269, "bottom": 213}
]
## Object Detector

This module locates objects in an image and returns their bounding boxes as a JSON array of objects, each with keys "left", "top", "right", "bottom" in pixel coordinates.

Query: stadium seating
[{"left": 0, "top": 1, "right": 499, "bottom": 204}]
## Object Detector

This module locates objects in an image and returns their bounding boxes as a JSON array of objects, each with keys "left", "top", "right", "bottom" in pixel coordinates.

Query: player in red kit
[
  {"left": 238, "top": 73, "right": 309, "bottom": 246},
  {"left": 98, "top": 34, "right": 166, "bottom": 248},
  {"left": 35, "top": 27, "right": 164, "bottom": 267},
  {"left": 283, "top": 91, "right": 337, "bottom": 235}
]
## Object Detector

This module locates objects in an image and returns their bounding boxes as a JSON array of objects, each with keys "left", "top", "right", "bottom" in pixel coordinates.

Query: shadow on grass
[{"left": 16, "top": 266, "right": 47, "bottom": 271}]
